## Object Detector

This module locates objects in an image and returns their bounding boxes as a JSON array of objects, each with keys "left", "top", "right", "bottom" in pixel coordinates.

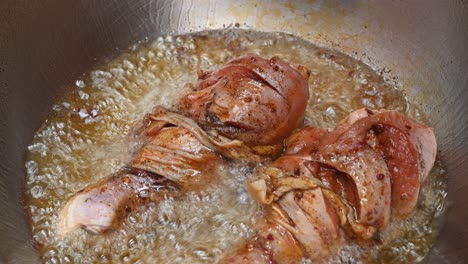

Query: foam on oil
[{"left": 24, "top": 30, "right": 447, "bottom": 263}]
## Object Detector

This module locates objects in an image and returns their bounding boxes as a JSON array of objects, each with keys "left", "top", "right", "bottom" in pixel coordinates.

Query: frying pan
[{"left": 1, "top": 0, "right": 467, "bottom": 263}]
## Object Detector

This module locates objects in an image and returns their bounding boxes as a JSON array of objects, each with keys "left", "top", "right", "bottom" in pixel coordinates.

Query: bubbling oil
[{"left": 24, "top": 30, "right": 447, "bottom": 263}]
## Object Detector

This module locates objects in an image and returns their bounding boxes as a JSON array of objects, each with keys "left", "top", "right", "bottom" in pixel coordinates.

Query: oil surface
[{"left": 24, "top": 30, "right": 447, "bottom": 264}]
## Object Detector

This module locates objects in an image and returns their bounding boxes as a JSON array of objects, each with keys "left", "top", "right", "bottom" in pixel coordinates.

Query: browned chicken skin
[
  {"left": 57, "top": 52, "right": 437, "bottom": 263},
  {"left": 58, "top": 107, "right": 268, "bottom": 235},
  {"left": 58, "top": 109, "right": 225, "bottom": 234},
  {"left": 321, "top": 108, "right": 437, "bottom": 216},
  {"left": 129, "top": 108, "right": 223, "bottom": 191},
  {"left": 178, "top": 53, "right": 310, "bottom": 146},
  {"left": 58, "top": 169, "right": 177, "bottom": 234},
  {"left": 224, "top": 108, "right": 437, "bottom": 263},
  {"left": 58, "top": 55, "right": 310, "bottom": 235}
]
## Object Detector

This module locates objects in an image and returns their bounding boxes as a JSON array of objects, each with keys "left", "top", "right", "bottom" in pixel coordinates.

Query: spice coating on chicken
[
  {"left": 55, "top": 51, "right": 438, "bottom": 263},
  {"left": 321, "top": 108, "right": 437, "bottom": 216},
  {"left": 230, "top": 108, "right": 437, "bottom": 263},
  {"left": 58, "top": 53, "right": 312, "bottom": 236},
  {"left": 58, "top": 108, "right": 258, "bottom": 235},
  {"left": 281, "top": 126, "right": 391, "bottom": 230},
  {"left": 129, "top": 109, "right": 223, "bottom": 191},
  {"left": 178, "top": 54, "right": 310, "bottom": 146},
  {"left": 58, "top": 170, "right": 177, "bottom": 234}
]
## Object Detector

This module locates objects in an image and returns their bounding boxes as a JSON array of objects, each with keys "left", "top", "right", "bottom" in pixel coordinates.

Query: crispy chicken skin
[
  {"left": 58, "top": 169, "right": 177, "bottom": 234},
  {"left": 320, "top": 108, "right": 437, "bottom": 216},
  {"left": 225, "top": 108, "right": 437, "bottom": 263},
  {"left": 178, "top": 54, "right": 310, "bottom": 146},
  {"left": 59, "top": 54, "right": 311, "bottom": 235},
  {"left": 58, "top": 108, "right": 259, "bottom": 235},
  {"left": 57, "top": 52, "right": 437, "bottom": 264}
]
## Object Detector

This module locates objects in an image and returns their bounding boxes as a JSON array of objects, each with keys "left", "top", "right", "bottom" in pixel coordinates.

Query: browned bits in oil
[{"left": 176, "top": 47, "right": 185, "bottom": 55}]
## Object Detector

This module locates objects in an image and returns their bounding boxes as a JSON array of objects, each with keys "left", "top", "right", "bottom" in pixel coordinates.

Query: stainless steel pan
[{"left": 1, "top": 0, "right": 467, "bottom": 263}]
